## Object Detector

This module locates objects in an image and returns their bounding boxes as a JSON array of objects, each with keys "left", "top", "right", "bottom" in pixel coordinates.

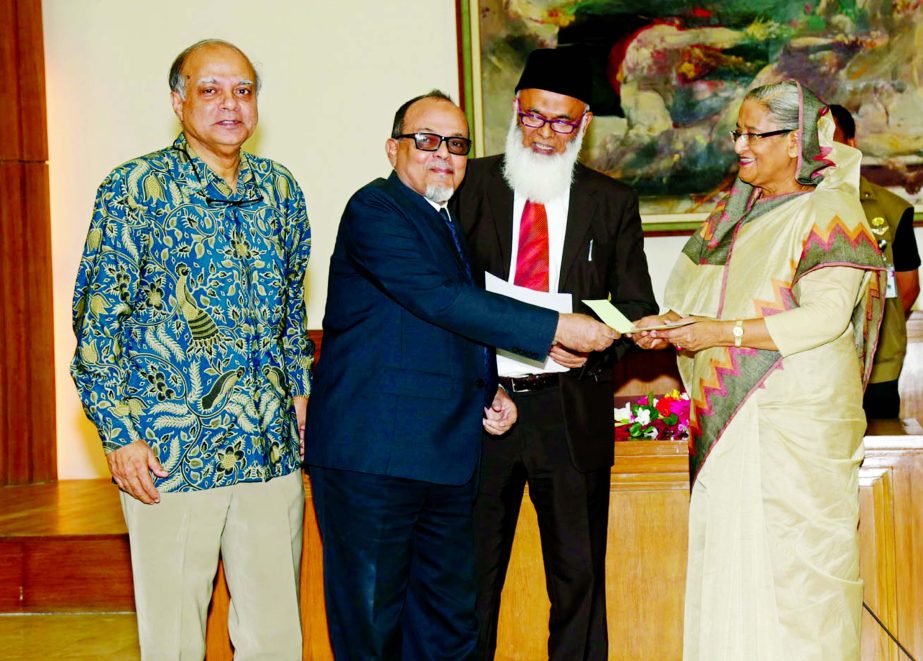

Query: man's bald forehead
[
  {"left": 403, "top": 97, "right": 468, "bottom": 136},
  {"left": 169, "top": 38, "right": 260, "bottom": 97}
]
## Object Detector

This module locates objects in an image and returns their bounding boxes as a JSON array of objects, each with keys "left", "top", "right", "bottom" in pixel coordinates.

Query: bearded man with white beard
[{"left": 452, "top": 48, "right": 659, "bottom": 661}]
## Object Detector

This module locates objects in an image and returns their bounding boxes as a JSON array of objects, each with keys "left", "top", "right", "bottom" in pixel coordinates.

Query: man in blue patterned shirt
[{"left": 71, "top": 39, "right": 311, "bottom": 659}]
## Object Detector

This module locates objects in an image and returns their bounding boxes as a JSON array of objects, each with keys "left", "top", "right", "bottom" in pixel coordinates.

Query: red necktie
[{"left": 514, "top": 201, "right": 549, "bottom": 291}]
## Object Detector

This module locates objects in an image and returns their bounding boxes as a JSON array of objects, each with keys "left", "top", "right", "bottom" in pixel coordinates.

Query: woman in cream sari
[{"left": 636, "top": 80, "right": 886, "bottom": 659}]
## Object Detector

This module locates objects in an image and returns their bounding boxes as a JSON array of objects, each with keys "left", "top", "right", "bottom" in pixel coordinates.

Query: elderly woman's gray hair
[
  {"left": 168, "top": 39, "right": 262, "bottom": 99},
  {"left": 743, "top": 80, "right": 801, "bottom": 131}
]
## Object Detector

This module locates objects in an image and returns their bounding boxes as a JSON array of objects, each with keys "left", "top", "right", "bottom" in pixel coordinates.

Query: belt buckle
[
  {"left": 509, "top": 378, "right": 531, "bottom": 393},
  {"left": 512, "top": 373, "right": 554, "bottom": 393}
]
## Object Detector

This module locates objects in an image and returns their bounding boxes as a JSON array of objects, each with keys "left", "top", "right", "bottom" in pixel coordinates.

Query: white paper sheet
[{"left": 485, "top": 272, "right": 572, "bottom": 375}]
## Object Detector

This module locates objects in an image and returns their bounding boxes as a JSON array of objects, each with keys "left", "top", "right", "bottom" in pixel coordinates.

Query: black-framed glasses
[
  {"left": 396, "top": 132, "right": 472, "bottom": 155},
  {"left": 516, "top": 100, "right": 586, "bottom": 135},
  {"left": 729, "top": 128, "right": 793, "bottom": 143}
]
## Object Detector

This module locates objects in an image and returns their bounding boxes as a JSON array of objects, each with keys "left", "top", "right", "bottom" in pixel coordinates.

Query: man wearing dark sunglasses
[
  {"left": 453, "top": 47, "right": 658, "bottom": 661},
  {"left": 71, "top": 39, "right": 311, "bottom": 659},
  {"left": 306, "top": 90, "right": 616, "bottom": 659}
]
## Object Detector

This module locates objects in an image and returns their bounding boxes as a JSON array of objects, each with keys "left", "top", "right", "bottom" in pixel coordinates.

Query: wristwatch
[{"left": 732, "top": 320, "right": 744, "bottom": 347}]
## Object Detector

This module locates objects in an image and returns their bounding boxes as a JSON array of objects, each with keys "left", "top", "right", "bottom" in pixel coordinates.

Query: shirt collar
[
  {"left": 424, "top": 197, "right": 448, "bottom": 214},
  {"left": 387, "top": 170, "right": 451, "bottom": 219},
  {"left": 172, "top": 133, "right": 260, "bottom": 203}
]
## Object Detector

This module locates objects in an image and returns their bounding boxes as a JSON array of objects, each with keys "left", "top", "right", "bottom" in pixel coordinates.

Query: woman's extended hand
[
  {"left": 629, "top": 311, "right": 682, "bottom": 350},
  {"left": 654, "top": 316, "right": 725, "bottom": 352}
]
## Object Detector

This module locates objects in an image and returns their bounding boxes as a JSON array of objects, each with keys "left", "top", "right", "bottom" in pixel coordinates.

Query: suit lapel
[
  {"left": 486, "top": 159, "right": 515, "bottom": 279},
  {"left": 559, "top": 164, "right": 596, "bottom": 290},
  {"left": 384, "top": 172, "right": 470, "bottom": 279}
]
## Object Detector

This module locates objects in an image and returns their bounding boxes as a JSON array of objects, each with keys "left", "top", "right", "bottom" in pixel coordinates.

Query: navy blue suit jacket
[{"left": 306, "top": 172, "right": 558, "bottom": 485}]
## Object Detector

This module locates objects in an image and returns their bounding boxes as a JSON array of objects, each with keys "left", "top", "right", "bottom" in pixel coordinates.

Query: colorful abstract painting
[{"left": 460, "top": 0, "right": 923, "bottom": 218}]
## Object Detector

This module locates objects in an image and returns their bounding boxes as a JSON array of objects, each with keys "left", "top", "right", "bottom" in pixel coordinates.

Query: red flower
[
  {"left": 615, "top": 391, "right": 691, "bottom": 441},
  {"left": 655, "top": 397, "right": 673, "bottom": 416}
]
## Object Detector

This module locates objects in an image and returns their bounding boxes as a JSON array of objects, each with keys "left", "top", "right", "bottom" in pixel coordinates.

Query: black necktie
[
  {"left": 438, "top": 207, "right": 473, "bottom": 283},
  {"left": 437, "top": 207, "right": 496, "bottom": 397}
]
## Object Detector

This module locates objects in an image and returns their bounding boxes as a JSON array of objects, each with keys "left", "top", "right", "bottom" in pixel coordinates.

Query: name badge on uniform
[{"left": 885, "top": 267, "right": 898, "bottom": 299}]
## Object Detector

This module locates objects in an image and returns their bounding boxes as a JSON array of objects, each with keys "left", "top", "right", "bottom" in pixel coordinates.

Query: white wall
[{"left": 45, "top": 0, "right": 462, "bottom": 478}]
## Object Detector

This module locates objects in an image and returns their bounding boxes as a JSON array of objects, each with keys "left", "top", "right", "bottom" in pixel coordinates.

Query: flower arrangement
[{"left": 614, "top": 389, "right": 690, "bottom": 441}]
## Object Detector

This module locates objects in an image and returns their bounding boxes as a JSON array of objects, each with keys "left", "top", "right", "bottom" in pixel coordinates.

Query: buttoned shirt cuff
[
  {"left": 100, "top": 413, "right": 142, "bottom": 453},
  {"left": 288, "top": 360, "right": 313, "bottom": 398}
]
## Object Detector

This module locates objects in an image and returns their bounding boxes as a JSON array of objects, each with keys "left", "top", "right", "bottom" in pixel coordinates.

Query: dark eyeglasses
[
  {"left": 396, "top": 132, "right": 472, "bottom": 155},
  {"left": 516, "top": 100, "right": 586, "bottom": 135},
  {"left": 729, "top": 128, "right": 793, "bottom": 143}
]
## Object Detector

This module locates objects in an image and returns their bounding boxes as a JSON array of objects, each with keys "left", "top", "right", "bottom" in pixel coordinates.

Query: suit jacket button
[{"left": 475, "top": 378, "right": 485, "bottom": 388}]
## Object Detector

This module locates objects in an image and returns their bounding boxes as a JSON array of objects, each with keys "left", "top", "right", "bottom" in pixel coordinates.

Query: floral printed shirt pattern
[{"left": 71, "top": 134, "right": 313, "bottom": 492}]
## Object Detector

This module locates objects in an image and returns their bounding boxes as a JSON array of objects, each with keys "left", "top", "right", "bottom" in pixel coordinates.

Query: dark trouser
[
  {"left": 473, "top": 386, "right": 610, "bottom": 661},
  {"left": 863, "top": 379, "right": 901, "bottom": 419},
  {"left": 310, "top": 465, "right": 479, "bottom": 661}
]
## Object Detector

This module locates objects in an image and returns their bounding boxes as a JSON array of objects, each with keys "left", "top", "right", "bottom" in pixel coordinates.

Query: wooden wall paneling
[
  {"left": 22, "top": 537, "right": 133, "bottom": 612},
  {"left": 205, "top": 566, "right": 233, "bottom": 660},
  {"left": 0, "top": 540, "right": 24, "bottom": 611},
  {"left": 0, "top": 163, "right": 29, "bottom": 484},
  {"left": 858, "top": 467, "right": 900, "bottom": 660},
  {"left": 12, "top": 0, "right": 48, "bottom": 160},
  {"left": 23, "top": 162, "right": 57, "bottom": 482},
  {"left": 308, "top": 329, "right": 323, "bottom": 360},
  {"left": 0, "top": 481, "right": 136, "bottom": 614},
  {"left": 491, "top": 441, "right": 689, "bottom": 661},
  {"left": 301, "top": 480, "right": 334, "bottom": 660},
  {"left": 890, "top": 443, "right": 923, "bottom": 658},
  {"left": 0, "top": 0, "right": 49, "bottom": 159},
  {"left": 495, "top": 487, "right": 550, "bottom": 660},
  {"left": 0, "top": 0, "right": 23, "bottom": 160},
  {"left": 0, "top": 162, "right": 56, "bottom": 484},
  {"left": 608, "top": 441, "right": 688, "bottom": 661},
  {"left": 0, "top": 0, "right": 56, "bottom": 485},
  {"left": 0, "top": 536, "right": 134, "bottom": 614},
  {"left": 859, "top": 431, "right": 923, "bottom": 660},
  {"left": 899, "top": 311, "right": 923, "bottom": 423}
]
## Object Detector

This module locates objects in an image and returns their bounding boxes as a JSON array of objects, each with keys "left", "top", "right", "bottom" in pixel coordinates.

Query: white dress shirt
[
  {"left": 499, "top": 190, "right": 572, "bottom": 377},
  {"left": 508, "top": 190, "right": 570, "bottom": 293}
]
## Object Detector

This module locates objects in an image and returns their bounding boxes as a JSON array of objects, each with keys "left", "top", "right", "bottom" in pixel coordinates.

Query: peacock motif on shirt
[
  {"left": 202, "top": 367, "right": 245, "bottom": 410},
  {"left": 175, "top": 263, "right": 221, "bottom": 352}
]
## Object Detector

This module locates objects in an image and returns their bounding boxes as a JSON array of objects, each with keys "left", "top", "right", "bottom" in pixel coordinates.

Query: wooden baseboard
[{"left": 0, "top": 537, "right": 133, "bottom": 612}]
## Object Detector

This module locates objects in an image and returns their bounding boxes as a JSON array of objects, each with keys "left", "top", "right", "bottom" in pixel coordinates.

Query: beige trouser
[{"left": 120, "top": 470, "right": 305, "bottom": 660}]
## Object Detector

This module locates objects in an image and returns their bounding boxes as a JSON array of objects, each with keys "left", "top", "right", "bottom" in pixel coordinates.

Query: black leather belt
[{"left": 499, "top": 373, "right": 560, "bottom": 393}]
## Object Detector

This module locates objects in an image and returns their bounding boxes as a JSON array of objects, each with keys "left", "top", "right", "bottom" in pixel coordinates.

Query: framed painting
[{"left": 457, "top": 0, "right": 923, "bottom": 232}]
